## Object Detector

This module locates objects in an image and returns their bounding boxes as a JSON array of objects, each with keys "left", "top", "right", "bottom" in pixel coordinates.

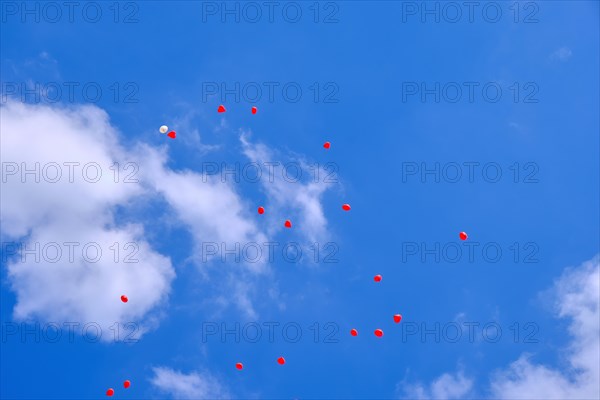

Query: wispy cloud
[
  {"left": 551, "top": 47, "right": 573, "bottom": 61},
  {"left": 240, "top": 131, "right": 335, "bottom": 245},
  {"left": 4, "top": 51, "right": 62, "bottom": 82},
  {"left": 399, "top": 369, "right": 474, "bottom": 399},
  {"left": 167, "top": 109, "right": 221, "bottom": 154},
  {"left": 150, "top": 367, "right": 231, "bottom": 399}
]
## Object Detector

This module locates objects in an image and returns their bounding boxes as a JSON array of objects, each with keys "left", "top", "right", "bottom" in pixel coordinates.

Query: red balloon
[
  {"left": 258, "top": 206, "right": 265, "bottom": 214},
  {"left": 350, "top": 329, "right": 358, "bottom": 336},
  {"left": 284, "top": 220, "right": 292, "bottom": 228},
  {"left": 342, "top": 204, "right": 351, "bottom": 211},
  {"left": 251, "top": 106, "right": 257, "bottom": 114},
  {"left": 123, "top": 380, "right": 131, "bottom": 389},
  {"left": 120, "top": 295, "right": 128, "bottom": 303},
  {"left": 218, "top": 105, "right": 226, "bottom": 113},
  {"left": 277, "top": 356, "right": 286, "bottom": 365},
  {"left": 393, "top": 314, "right": 402, "bottom": 323},
  {"left": 374, "top": 329, "right": 383, "bottom": 337},
  {"left": 167, "top": 131, "right": 176, "bottom": 139},
  {"left": 459, "top": 231, "right": 468, "bottom": 241},
  {"left": 106, "top": 388, "right": 114, "bottom": 397},
  {"left": 373, "top": 275, "right": 382, "bottom": 282},
  {"left": 236, "top": 362, "right": 243, "bottom": 370},
  {"left": 323, "top": 141, "right": 331, "bottom": 149}
]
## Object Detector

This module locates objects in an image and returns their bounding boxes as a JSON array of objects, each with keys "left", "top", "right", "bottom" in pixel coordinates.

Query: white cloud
[
  {"left": 1, "top": 101, "right": 139, "bottom": 237},
  {"left": 133, "top": 142, "right": 270, "bottom": 319},
  {"left": 137, "top": 144, "right": 267, "bottom": 258},
  {"left": 150, "top": 367, "right": 231, "bottom": 399},
  {"left": 1, "top": 101, "right": 175, "bottom": 340},
  {"left": 551, "top": 47, "right": 573, "bottom": 61},
  {"left": 398, "top": 255, "right": 600, "bottom": 400},
  {"left": 489, "top": 255, "right": 599, "bottom": 399},
  {"left": 2, "top": 100, "right": 313, "bottom": 328}
]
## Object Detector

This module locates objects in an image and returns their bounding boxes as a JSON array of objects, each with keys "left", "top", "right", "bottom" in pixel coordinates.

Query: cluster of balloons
[
  {"left": 158, "top": 104, "right": 259, "bottom": 142},
  {"left": 134, "top": 109, "right": 471, "bottom": 392},
  {"left": 159, "top": 125, "right": 176, "bottom": 139}
]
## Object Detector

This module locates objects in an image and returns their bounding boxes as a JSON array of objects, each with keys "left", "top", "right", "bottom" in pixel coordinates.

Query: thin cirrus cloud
[
  {"left": 400, "top": 370, "right": 474, "bottom": 399},
  {"left": 399, "top": 255, "right": 600, "bottom": 400},
  {"left": 240, "top": 132, "right": 335, "bottom": 246},
  {"left": 150, "top": 367, "right": 231, "bottom": 399},
  {"left": 550, "top": 46, "right": 573, "bottom": 61}
]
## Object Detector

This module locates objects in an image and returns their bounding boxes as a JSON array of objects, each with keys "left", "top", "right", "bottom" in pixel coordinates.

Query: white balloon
[{"left": 159, "top": 125, "right": 168, "bottom": 134}]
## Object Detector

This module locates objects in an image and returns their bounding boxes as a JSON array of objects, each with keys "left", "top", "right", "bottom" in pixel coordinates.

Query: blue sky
[{"left": 1, "top": 1, "right": 599, "bottom": 399}]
